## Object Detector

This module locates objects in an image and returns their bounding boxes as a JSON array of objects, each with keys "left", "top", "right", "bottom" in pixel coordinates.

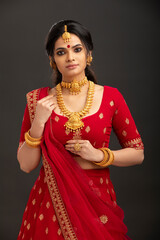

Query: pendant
[
  {"left": 64, "top": 113, "right": 84, "bottom": 132},
  {"left": 70, "top": 80, "right": 81, "bottom": 94}
]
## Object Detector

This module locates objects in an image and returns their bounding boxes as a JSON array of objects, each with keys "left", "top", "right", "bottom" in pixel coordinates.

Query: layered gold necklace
[{"left": 56, "top": 80, "right": 95, "bottom": 132}]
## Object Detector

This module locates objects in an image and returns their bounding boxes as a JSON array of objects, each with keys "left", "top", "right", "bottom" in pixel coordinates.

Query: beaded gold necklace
[{"left": 56, "top": 80, "right": 95, "bottom": 132}]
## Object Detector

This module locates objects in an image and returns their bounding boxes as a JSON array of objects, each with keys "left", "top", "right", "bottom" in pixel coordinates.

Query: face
[{"left": 53, "top": 34, "right": 88, "bottom": 79}]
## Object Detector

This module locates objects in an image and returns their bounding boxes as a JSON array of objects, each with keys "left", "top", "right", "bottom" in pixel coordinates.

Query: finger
[{"left": 66, "top": 140, "right": 87, "bottom": 144}]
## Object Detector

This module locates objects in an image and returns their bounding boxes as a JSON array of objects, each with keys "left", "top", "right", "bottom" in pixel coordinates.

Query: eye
[
  {"left": 74, "top": 47, "right": 82, "bottom": 53},
  {"left": 56, "top": 50, "right": 65, "bottom": 56}
]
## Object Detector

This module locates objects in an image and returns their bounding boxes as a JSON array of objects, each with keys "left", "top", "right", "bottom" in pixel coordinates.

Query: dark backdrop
[{"left": 0, "top": 0, "right": 159, "bottom": 239}]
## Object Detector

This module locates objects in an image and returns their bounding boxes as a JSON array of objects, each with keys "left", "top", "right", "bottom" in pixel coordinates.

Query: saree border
[
  {"left": 42, "top": 153, "right": 77, "bottom": 240},
  {"left": 26, "top": 88, "right": 40, "bottom": 124},
  {"left": 26, "top": 88, "right": 77, "bottom": 240}
]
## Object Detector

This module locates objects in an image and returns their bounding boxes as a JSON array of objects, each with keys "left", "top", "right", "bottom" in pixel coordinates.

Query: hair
[{"left": 45, "top": 20, "right": 97, "bottom": 85}]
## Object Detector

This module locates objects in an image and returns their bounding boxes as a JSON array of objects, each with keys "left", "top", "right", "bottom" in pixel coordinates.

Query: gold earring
[
  {"left": 49, "top": 57, "right": 57, "bottom": 70},
  {"left": 87, "top": 55, "right": 93, "bottom": 66}
]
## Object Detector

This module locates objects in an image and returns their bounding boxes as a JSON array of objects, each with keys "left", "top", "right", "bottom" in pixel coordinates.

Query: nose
[{"left": 66, "top": 50, "right": 75, "bottom": 62}]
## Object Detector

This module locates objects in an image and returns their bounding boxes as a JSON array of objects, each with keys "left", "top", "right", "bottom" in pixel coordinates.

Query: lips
[{"left": 66, "top": 64, "right": 78, "bottom": 69}]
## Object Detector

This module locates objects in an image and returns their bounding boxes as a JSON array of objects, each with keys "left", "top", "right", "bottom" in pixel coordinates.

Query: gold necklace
[
  {"left": 56, "top": 81, "right": 95, "bottom": 132},
  {"left": 61, "top": 76, "right": 88, "bottom": 95}
]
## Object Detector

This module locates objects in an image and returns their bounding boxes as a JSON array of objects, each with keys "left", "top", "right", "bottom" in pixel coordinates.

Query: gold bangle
[
  {"left": 26, "top": 130, "right": 43, "bottom": 142},
  {"left": 92, "top": 148, "right": 109, "bottom": 166},
  {"left": 24, "top": 130, "right": 42, "bottom": 148},
  {"left": 101, "top": 148, "right": 114, "bottom": 167},
  {"left": 92, "top": 148, "right": 114, "bottom": 167}
]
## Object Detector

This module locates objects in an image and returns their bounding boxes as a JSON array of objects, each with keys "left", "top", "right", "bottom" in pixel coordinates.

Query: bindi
[{"left": 67, "top": 45, "right": 70, "bottom": 48}]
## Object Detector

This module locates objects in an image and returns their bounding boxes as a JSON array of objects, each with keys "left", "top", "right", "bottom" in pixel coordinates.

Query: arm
[
  {"left": 90, "top": 88, "right": 144, "bottom": 167},
  {"left": 17, "top": 94, "right": 57, "bottom": 173},
  {"left": 110, "top": 89, "right": 144, "bottom": 166}
]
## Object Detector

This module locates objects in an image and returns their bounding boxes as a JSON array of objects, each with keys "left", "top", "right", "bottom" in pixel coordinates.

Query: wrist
[
  {"left": 30, "top": 119, "right": 45, "bottom": 138},
  {"left": 93, "top": 149, "right": 104, "bottom": 162}
]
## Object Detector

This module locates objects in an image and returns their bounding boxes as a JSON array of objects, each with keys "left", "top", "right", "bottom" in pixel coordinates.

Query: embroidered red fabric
[{"left": 17, "top": 85, "right": 143, "bottom": 239}]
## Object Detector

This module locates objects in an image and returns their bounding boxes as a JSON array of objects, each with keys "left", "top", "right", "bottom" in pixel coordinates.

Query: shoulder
[
  {"left": 101, "top": 85, "right": 123, "bottom": 99},
  {"left": 26, "top": 87, "right": 49, "bottom": 100}
]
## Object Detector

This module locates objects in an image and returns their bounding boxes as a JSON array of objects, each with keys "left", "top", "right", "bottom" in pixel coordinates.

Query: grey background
[{"left": 0, "top": 0, "right": 159, "bottom": 239}]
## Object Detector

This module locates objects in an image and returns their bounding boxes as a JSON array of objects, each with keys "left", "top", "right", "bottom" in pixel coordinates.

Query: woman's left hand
[{"left": 65, "top": 139, "right": 103, "bottom": 162}]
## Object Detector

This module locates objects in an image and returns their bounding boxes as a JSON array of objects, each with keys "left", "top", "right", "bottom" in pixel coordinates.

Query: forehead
[{"left": 54, "top": 33, "right": 83, "bottom": 49}]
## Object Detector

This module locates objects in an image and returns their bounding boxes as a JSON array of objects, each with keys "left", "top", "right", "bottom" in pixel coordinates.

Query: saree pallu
[{"left": 18, "top": 119, "right": 130, "bottom": 240}]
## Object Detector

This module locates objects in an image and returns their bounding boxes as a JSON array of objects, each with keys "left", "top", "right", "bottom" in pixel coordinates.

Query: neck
[{"left": 62, "top": 72, "right": 86, "bottom": 83}]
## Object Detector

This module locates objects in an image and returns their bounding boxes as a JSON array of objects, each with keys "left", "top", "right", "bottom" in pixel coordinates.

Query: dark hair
[{"left": 45, "top": 20, "right": 97, "bottom": 85}]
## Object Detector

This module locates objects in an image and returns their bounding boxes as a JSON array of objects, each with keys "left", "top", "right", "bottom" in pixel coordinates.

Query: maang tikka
[{"left": 62, "top": 25, "right": 71, "bottom": 42}]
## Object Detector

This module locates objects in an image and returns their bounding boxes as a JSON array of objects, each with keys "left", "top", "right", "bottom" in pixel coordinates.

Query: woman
[{"left": 17, "top": 20, "right": 144, "bottom": 240}]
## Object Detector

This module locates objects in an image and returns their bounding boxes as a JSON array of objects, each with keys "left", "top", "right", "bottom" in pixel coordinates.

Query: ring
[{"left": 74, "top": 142, "right": 81, "bottom": 151}]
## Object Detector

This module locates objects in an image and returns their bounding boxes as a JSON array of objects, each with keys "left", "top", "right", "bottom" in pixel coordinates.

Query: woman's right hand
[{"left": 34, "top": 95, "right": 57, "bottom": 127}]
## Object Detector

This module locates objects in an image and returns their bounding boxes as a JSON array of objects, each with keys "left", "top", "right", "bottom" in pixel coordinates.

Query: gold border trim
[
  {"left": 26, "top": 89, "right": 40, "bottom": 123},
  {"left": 42, "top": 154, "right": 77, "bottom": 240},
  {"left": 122, "top": 137, "right": 144, "bottom": 150}
]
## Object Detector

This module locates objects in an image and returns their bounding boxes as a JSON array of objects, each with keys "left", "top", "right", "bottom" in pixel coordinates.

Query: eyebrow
[{"left": 55, "top": 44, "right": 83, "bottom": 51}]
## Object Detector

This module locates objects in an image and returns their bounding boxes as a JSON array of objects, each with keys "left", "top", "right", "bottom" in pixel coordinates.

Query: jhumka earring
[
  {"left": 87, "top": 55, "right": 93, "bottom": 66},
  {"left": 62, "top": 25, "right": 71, "bottom": 42},
  {"left": 49, "top": 57, "right": 57, "bottom": 70}
]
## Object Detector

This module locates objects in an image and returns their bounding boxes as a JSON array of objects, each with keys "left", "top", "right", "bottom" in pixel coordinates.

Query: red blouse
[{"left": 18, "top": 86, "right": 144, "bottom": 151}]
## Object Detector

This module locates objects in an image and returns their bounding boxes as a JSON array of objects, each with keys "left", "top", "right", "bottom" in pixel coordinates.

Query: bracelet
[
  {"left": 92, "top": 148, "right": 114, "bottom": 167},
  {"left": 24, "top": 129, "right": 42, "bottom": 148}
]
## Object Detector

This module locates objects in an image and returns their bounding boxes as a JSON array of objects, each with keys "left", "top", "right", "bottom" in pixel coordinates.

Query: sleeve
[
  {"left": 17, "top": 103, "right": 31, "bottom": 153},
  {"left": 112, "top": 89, "right": 144, "bottom": 150}
]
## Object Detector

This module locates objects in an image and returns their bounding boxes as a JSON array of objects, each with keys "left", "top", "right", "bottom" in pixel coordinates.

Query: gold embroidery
[
  {"left": 107, "top": 189, "right": 109, "bottom": 194},
  {"left": 85, "top": 126, "right": 90, "bottom": 133},
  {"left": 46, "top": 201, "right": 50, "bottom": 209},
  {"left": 33, "top": 184, "right": 36, "bottom": 190},
  {"left": 38, "top": 188, "right": 42, "bottom": 194},
  {"left": 53, "top": 215, "right": 57, "bottom": 222},
  {"left": 72, "top": 129, "right": 82, "bottom": 140},
  {"left": 122, "top": 130, "right": 127, "bottom": 137},
  {"left": 22, "top": 233, "right": 25, "bottom": 239},
  {"left": 24, "top": 220, "right": 27, "bottom": 226},
  {"left": 42, "top": 154, "right": 77, "bottom": 240},
  {"left": 100, "top": 215, "right": 108, "bottom": 224},
  {"left": 39, "top": 214, "right": 44, "bottom": 221},
  {"left": 111, "top": 189, "right": 114, "bottom": 194},
  {"left": 65, "top": 129, "right": 71, "bottom": 135},
  {"left": 136, "top": 129, "right": 139, "bottom": 134},
  {"left": 100, "top": 178, "right": 103, "bottom": 184},
  {"left": 113, "top": 201, "right": 117, "bottom": 207},
  {"left": 55, "top": 116, "right": 59, "bottom": 122},
  {"left": 125, "top": 118, "right": 129, "bottom": 124},
  {"left": 106, "top": 178, "right": 109, "bottom": 184},
  {"left": 115, "top": 109, "right": 118, "bottom": 114},
  {"left": 25, "top": 206, "right": 28, "bottom": 212},
  {"left": 123, "top": 137, "right": 144, "bottom": 150},
  {"left": 93, "top": 141, "right": 96, "bottom": 146},
  {"left": 26, "top": 89, "right": 40, "bottom": 124},
  {"left": 102, "top": 142, "right": 105, "bottom": 147},
  {"left": 38, "top": 175, "right": 40, "bottom": 181},
  {"left": 58, "top": 228, "right": 62, "bottom": 235},
  {"left": 27, "top": 223, "right": 30, "bottom": 230},
  {"left": 110, "top": 100, "right": 114, "bottom": 107},
  {"left": 32, "top": 199, "right": 36, "bottom": 205},
  {"left": 34, "top": 213, "right": 36, "bottom": 219},
  {"left": 99, "top": 113, "right": 104, "bottom": 119},
  {"left": 45, "top": 227, "right": 49, "bottom": 235},
  {"left": 52, "top": 215, "right": 56, "bottom": 222},
  {"left": 103, "top": 127, "right": 106, "bottom": 134}
]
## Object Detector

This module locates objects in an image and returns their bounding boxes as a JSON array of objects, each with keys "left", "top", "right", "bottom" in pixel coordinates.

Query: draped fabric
[{"left": 17, "top": 85, "right": 143, "bottom": 239}]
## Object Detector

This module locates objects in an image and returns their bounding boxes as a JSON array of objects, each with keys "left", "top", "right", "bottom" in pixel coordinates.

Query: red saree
[{"left": 18, "top": 86, "right": 143, "bottom": 239}]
